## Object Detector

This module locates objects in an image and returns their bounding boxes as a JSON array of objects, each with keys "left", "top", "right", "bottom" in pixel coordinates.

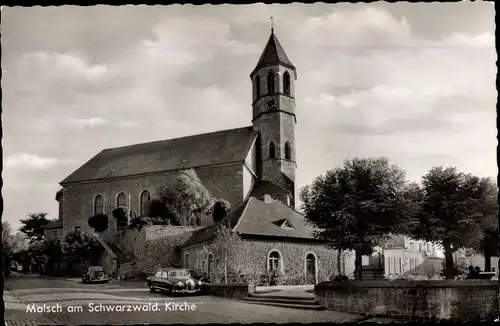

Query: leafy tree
[
  {"left": 212, "top": 199, "right": 231, "bottom": 223},
  {"left": 211, "top": 225, "right": 243, "bottom": 283},
  {"left": 300, "top": 157, "right": 416, "bottom": 280},
  {"left": 61, "top": 230, "right": 102, "bottom": 272},
  {"left": 410, "top": 167, "right": 497, "bottom": 279},
  {"left": 19, "top": 213, "right": 52, "bottom": 243},
  {"left": 87, "top": 213, "right": 109, "bottom": 233},
  {"left": 156, "top": 169, "right": 214, "bottom": 226},
  {"left": 148, "top": 199, "right": 180, "bottom": 225}
]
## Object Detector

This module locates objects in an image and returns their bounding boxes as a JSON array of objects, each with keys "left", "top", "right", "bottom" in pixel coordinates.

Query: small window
[
  {"left": 269, "top": 142, "right": 276, "bottom": 159},
  {"left": 117, "top": 192, "right": 127, "bottom": 208},
  {"left": 283, "top": 71, "right": 291, "bottom": 96},
  {"left": 184, "top": 254, "right": 189, "bottom": 269},
  {"left": 386, "top": 243, "right": 393, "bottom": 249},
  {"left": 268, "top": 251, "right": 281, "bottom": 271},
  {"left": 284, "top": 141, "right": 291, "bottom": 160},
  {"left": 208, "top": 254, "right": 213, "bottom": 273},
  {"left": 254, "top": 75, "right": 261, "bottom": 98},
  {"left": 492, "top": 267, "right": 496, "bottom": 273},
  {"left": 267, "top": 72, "right": 275, "bottom": 94},
  {"left": 215, "top": 258, "right": 219, "bottom": 267},
  {"left": 202, "top": 261, "right": 206, "bottom": 272}
]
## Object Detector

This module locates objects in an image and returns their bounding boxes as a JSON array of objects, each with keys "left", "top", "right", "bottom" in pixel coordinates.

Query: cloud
[
  {"left": 1, "top": 4, "right": 495, "bottom": 231},
  {"left": 64, "top": 117, "right": 140, "bottom": 129},
  {"left": 5, "top": 153, "right": 74, "bottom": 170}
]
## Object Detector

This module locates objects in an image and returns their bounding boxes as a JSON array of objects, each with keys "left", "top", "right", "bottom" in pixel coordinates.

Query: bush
[
  {"left": 88, "top": 214, "right": 109, "bottom": 233},
  {"left": 112, "top": 208, "right": 129, "bottom": 230},
  {"left": 258, "top": 270, "right": 282, "bottom": 286}
]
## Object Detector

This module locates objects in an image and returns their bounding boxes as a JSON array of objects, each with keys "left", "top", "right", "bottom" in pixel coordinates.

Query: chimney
[{"left": 263, "top": 194, "right": 274, "bottom": 203}]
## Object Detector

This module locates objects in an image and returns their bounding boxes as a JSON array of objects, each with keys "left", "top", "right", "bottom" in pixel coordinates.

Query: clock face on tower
[{"left": 266, "top": 98, "right": 277, "bottom": 110}]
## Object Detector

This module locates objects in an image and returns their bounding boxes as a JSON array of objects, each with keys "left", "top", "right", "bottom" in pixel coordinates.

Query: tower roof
[{"left": 250, "top": 31, "right": 296, "bottom": 78}]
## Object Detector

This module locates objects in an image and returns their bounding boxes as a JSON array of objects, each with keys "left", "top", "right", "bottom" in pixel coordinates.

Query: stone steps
[{"left": 244, "top": 293, "right": 324, "bottom": 310}]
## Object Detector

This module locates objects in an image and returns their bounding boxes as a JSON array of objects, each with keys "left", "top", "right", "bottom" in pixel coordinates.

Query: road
[{"left": 4, "top": 275, "right": 366, "bottom": 325}]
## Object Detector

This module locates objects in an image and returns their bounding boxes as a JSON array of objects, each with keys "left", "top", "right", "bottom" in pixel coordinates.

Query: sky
[{"left": 1, "top": 3, "right": 496, "bottom": 231}]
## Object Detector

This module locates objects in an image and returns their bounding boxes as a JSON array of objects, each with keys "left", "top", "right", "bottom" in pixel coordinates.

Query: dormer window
[
  {"left": 273, "top": 218, "right": 294, "bottom": 229},
  {"left": 280, "top": 219, "right": 294, "bottom": 229}
]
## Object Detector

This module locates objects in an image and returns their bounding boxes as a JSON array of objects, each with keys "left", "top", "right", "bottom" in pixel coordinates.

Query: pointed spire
[{"left": 250, "top": 28, "right": 296, "bottom": 78}]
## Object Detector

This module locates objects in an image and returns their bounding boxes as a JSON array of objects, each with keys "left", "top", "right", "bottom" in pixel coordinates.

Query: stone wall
[
  {"left": 182, "top": 238, "right": 354, "bottom": 284},
  {"left": 60, "top": 163, "right": 245, "bottom": 236},
  {"left": 203, "top": 283, "right": 249, "bottom": 299},
  {"left": 116, "top": 226, "right": 202, "bottom": 278},
  {"left": 315, "top": 280, "right": 499, "bottom": 321}
]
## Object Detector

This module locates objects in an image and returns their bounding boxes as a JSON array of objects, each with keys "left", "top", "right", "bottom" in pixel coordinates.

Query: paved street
[{"left": 4, "top": 275, "right": 366, "bottom": 325}]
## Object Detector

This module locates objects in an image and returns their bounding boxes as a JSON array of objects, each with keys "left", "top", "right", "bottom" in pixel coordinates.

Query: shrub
[
  {"left": 112, "top": 208, "right": 129, "bottom": 230},
  {"left": 87, "top": 214, "right": 109, "bottom": 233},
  {"left": 258, "top": 270, "right": 282, "bottom": 286}
]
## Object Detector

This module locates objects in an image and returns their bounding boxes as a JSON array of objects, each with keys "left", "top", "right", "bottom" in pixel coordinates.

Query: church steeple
[
  {"left": 250, "top": 30, "right": 296, "bottom": 79},
  {"left": 250, "top": 29, "right": 298, "bottom": 207}
]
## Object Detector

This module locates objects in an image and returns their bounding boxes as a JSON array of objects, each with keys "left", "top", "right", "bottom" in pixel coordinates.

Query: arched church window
[
  {"left": 267, "top": 72, "right": 275, "bottom": 94},
  {"left": 116, "top": 192, "right": 127, "bottom": 208},
  {"left": 284, "top": 141, "right": 291, "bottom": 160},
  {"left": 254, "top": 75, "right": 261, "bottom": 99},
  {"left": 283, "top": 71, "right": 291, "bottom": 96},
  {"left": 268, "top": 251, "right": 281, "bottom": 271},
  {"left": 269, "top": 142, "right": 276, "bottom": 159},
  {"left": 94, "top": 195, "right": 104, "bottom": 215},
  {"left": 140, "top": 190, "right": 151, "bottom": 216}
]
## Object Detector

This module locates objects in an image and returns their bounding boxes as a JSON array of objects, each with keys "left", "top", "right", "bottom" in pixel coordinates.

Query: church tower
[{"left": 251, "top": 29, "right": 297, "bottom": 207}]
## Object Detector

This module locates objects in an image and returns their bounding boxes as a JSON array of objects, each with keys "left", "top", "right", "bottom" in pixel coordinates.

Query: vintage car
[
  {"left": 82, "top": 266, "right": 109, "bottom": 284},
  {"left": 146, "top": 268, "right": 203, "bottom": 296}
]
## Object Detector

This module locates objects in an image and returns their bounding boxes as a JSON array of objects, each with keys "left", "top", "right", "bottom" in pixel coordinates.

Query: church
[{"left": 55, "top": 30, "right": 347, "bottom": 283}]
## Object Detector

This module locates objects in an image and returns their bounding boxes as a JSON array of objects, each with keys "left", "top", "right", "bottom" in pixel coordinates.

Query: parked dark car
[
  {"left": 146, "top": 268, "right": 203, "bottom": 296},
  {"left": 82, "top": 266, "right": 109, "bottom": 284}
]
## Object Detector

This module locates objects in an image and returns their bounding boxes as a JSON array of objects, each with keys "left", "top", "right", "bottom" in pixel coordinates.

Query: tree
[
  {"left": 19, "top": 213, "right": 52, "bottom": 243},
  {"left": 87, "top": 214, "right": 109, "bottom": 233},
  {"left": 211, "top": 225, "right": 243, "bottom": 283},
  {"left": 300, "top": 157, "right": 416, "bottom": 280},
  {"left": 2, "top": 222, "right": 15, "bottom": 275},
  {"left": 410, "top": 167, "right": 497, "bottom": 279},
  {"left": 148, "top": 199, "right": 180, "bottom": 225},
  {"left": 156, "top": 169, "right": 214, "bottom": 226},
  {"left": 61, "top": 230, "right": 102, "bottom": 273},
  {"left": 212, "top": 199, "right": 231, "bottom": 223}
]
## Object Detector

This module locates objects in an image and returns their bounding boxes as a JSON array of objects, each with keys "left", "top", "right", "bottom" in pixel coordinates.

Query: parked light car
[
  {"left": 146, "top": 268, "right": 203, "bottom": 296},
  {"left": 82, "top": 266, "right": 109, "bottom": 284}
]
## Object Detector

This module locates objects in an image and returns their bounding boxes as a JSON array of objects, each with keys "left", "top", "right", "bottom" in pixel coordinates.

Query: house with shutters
[{"left": 55, "top": 29, "right": 350, "bottom": 283}]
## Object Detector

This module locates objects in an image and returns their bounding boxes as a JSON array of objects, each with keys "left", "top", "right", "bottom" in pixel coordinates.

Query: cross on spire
[{"left": 271, "top": 16, "right": 274, "bottom": 34}]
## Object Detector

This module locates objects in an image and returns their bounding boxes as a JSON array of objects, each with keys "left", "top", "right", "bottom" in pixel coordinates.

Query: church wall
[
  {"left": 61, "top": 163, "right": 247, "bottom": 236},
  {"left": 242, "top": 165, "right": 256, "bottom": 200},
  {"left": 244, "top": 137, "right": 258, "bottom": 173},
  {"left": 181, "top": 239, "right": 354, "bottom": 284}
]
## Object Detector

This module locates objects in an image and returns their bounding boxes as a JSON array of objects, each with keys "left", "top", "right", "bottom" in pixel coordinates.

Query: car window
[
  {"left": 169, "top": 271, "right": 177, "bottom": 277},
  {"left": 155, "top": 271, "right": 162, "bottom": 278}
]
